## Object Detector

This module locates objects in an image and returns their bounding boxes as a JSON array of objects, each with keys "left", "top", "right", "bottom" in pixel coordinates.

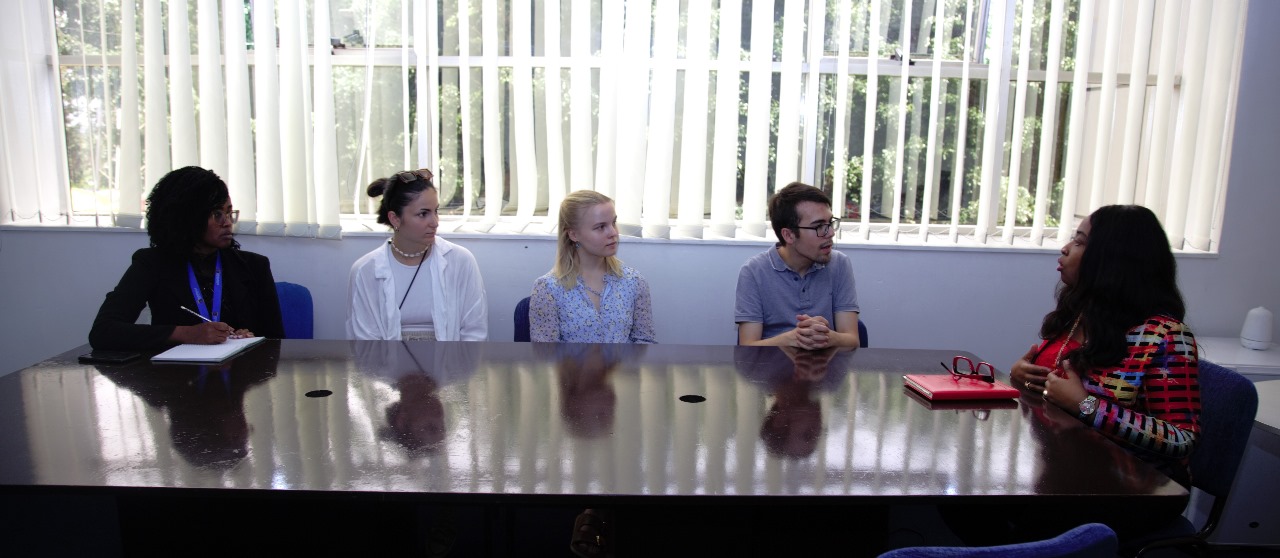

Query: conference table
[{"left": 0, "top": 340, "right": 1187, "bottom": 555}]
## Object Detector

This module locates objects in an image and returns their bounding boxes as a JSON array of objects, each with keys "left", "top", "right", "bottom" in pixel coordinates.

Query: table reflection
[
  {"left": 6, "top": 341, "right": 1184, "bottom": 502},
  {"left": 540, "top": 343, "right": 648, "bottom": 439},
  {"left": 352, "top": 341, "right": 480, "bottom": 456},
  {"left": 94, "top": 342, "right": 278, "bottom": 469},
  {"left": 735, "top": 346, "right": 852, "bottom": 459},
  {"left": 1021, "top": 393, "right": 1176, "bottom": 497}
]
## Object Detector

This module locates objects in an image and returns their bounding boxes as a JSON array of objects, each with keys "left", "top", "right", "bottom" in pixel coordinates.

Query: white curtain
[
  {"left": 420, "top": 0, "right": 1246, "bottom": 250},
  {"left": 6, "top": 0, "right": 341, "bottom": 238},
  {"left": 4, "top": 0, "right": 1252, "bottom": 253},
  {"left": 0, "top": 0, "right": 65, "bottom": 225}
]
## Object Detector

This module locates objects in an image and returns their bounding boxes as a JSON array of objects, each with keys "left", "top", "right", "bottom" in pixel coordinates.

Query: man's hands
[
  {"left": 739, "top": 313, "right": 859, "bottom": 349},
  {"left": 789, "top": 314, "right": 832, "bottom": 350}
]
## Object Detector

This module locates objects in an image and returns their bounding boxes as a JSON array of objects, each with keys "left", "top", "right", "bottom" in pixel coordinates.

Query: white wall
[
  {"left": 0, "top": 227, "right": 1047, "bottom": 373},
  {"left": 3, "top": 2, "right": 1279, "bottom": 376}
]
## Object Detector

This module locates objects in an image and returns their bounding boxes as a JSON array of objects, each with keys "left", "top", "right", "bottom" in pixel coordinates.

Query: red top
[
  {"left": 1032, "top": 336, "right": 1082, "bottom": 376},
  {"left": 1033, "top": 315, "right": 1201, "bottom": 462}
]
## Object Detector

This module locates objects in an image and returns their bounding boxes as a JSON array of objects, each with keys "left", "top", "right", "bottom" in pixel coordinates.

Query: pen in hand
[
  {"left": 180, "top": 305, "right": 212, "bottom": 323},
  {"left": 179, "top": 306, "right": 244, "bottom": 339}
]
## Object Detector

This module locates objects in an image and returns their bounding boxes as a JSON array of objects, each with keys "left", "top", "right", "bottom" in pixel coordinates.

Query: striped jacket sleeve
[{"left": 1084, "top": 317, "right": 1201, "bottom": 460}]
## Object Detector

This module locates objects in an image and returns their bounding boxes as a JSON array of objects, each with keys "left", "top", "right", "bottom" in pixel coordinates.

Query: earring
[{"left": 574, "top": 241, "right": 580, "bottom": 248}]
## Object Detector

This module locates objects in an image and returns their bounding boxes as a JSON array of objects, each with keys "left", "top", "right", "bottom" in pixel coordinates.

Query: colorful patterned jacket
[{"left": 1034, "top": 315, "right": 1200, "bottom": 461}]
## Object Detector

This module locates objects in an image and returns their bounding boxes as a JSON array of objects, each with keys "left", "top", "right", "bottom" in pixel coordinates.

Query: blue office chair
[
  {"left": 514, "top": 296, "right": 531, "bottom": 342},
  {"left": 877, "top": 522, "right": 1117, "bottom": 558},
  {"left": 1131, "top": 360, "right": 1259, "bottom": 557},
  {"left": 275, "top": 281, "right": 314, "bottom": 339}
]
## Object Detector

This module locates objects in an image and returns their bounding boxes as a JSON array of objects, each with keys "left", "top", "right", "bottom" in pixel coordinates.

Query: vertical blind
[
  {"left": 10, "top": 0, "right": 1250, "bottom": 251},
  {"left": 30, "top": 0, "right": 343, "bottom": 237},
  {"left": 0, "top": 0, "right": 66, "bottom": 225},
  {"left": 411, "top": 0, "right": 1246, "bottom": 250}
]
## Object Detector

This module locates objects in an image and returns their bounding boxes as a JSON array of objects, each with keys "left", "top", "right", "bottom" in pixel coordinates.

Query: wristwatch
[{"left": 1077, "top": 395, "right": 1099, "bottom": 419}]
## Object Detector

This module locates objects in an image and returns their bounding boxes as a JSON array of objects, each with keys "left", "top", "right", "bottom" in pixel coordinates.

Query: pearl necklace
[{"left": 388, "top": 238, "right": 430, "bottom": 259}]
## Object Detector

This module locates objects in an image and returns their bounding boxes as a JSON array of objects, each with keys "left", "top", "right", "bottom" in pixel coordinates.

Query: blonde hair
[{"left": 553, "top": 190, "right": 624, "bottom": 289}]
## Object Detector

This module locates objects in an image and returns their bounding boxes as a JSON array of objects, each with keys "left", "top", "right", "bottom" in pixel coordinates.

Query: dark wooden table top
[{"left": 0, "top": 340, "right": 1187, "bottom": 505}]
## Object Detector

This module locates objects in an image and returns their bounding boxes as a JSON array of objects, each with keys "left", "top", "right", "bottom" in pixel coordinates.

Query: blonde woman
[{"left": 529, "top": 191, "right": 656, "bottom": 343}]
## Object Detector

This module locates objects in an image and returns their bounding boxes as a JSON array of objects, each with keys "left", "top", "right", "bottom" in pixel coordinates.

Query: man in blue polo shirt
[{"left": 735, "top": 182, "right": 860, "bottom": 349}]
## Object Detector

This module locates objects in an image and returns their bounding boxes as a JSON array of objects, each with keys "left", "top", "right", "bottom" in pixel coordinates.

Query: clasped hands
[
  {"left": 1010, "top": 344, "right": 1088, "bottom": 412},
  {"left": 787, "top": 314, "right": 834, "bottom": 350}
]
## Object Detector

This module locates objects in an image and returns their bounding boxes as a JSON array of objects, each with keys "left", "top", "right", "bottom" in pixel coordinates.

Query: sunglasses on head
[{"left": 395, "top": 169, "right": 434, "bottom": 183}]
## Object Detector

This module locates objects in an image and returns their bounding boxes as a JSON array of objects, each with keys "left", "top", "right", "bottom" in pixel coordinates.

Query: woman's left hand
[{"left": 1042, "top": 359, "right": 1089, "bottom": 413}]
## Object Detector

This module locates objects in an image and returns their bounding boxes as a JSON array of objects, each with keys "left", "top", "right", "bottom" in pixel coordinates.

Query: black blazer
[{"left": 89, "top": 248, "right": 285, "bottom": 350}]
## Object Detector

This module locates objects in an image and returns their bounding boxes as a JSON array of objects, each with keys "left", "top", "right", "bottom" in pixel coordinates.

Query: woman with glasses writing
[
  {"left": 89, "top": 166, "right": 284, "bottom": 350},
  {"left": 347, "top": 169, "right": 488, "bottom": 341},
  {"left": 528, "top": 190, "right": 656, "bottom": 343}
]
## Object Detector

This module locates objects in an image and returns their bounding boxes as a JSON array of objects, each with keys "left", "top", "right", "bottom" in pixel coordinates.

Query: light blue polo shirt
[{"left": 734, "top": 247, "right": 859, "bottom": 340}]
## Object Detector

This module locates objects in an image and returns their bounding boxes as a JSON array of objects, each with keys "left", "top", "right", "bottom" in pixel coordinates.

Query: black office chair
[
  {"left": 878, "top": 522, "right": 1117, "bottom": 558},
  {"left": 1131, "top": 360, "right": 1259, "bottom": 557},
  {"left": 514, "top": 296, "right": 531, "bottom": 342},
  {"left": 858, "top": 319, "right": 869, "bottom": 348}
]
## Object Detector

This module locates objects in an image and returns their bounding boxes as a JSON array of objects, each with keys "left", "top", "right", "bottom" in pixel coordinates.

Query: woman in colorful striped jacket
[{"left": 1012, "top": 204, "right": 1200, "bottom": 488}]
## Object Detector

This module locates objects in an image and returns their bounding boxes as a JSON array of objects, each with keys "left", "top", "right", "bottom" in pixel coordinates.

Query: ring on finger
[{"left": 1042, "top": 389, "right": 1049, "bottom": 398}]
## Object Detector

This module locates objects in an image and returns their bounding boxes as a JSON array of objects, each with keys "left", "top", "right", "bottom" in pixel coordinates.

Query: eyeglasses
[
  {"left": 211, "top": 209, "right": 240, "bottom": 224},
  {"left": 795, "top": 217, "right": 841, "bottom": 237},
  {"left": 395, "top": 168, "right": 434, "bottom": 183},
  {"left": 941, "top": 356, "right": 996, "bottom": 384}
]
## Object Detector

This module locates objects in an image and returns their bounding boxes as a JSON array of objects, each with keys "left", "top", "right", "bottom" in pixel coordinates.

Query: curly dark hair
[
  {"left": 367, "top": 169, "right": 436, "bottom": 227},
  {"left": 1041, "top": 205, "right": 1186, "bottom": 371},
  {"left": 768, "top": 182, "right": 832, "bottom": 247},
  {"left": 145, "top": 166, "right": 238, "bottom": 255}
]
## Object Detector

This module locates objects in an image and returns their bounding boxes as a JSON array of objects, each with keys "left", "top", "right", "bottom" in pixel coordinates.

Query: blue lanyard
[{"left": 187, "top": 252, "right": 223, "bottom": 322}]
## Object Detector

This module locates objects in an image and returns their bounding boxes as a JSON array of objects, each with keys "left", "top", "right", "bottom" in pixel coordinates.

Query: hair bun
[{"left": 366, "top": 178, "right": 389, "bottom": 198}]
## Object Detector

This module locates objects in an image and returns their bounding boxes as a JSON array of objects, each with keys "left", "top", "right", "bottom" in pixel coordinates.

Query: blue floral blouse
[{"left": 529, "top": 266, "right": 657, "bottom": 344}]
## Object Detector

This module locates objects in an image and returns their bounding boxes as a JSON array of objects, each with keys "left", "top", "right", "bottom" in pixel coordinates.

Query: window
[{"left": 6, "top": 0, "right": 1246, "bottom": 251}]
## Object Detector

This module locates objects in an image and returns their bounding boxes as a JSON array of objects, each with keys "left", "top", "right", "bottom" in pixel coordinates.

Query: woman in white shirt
[{"left": 346, "top": 169, "right": 488, "bottom": 341}]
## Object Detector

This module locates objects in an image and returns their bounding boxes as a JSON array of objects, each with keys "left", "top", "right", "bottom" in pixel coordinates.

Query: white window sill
[{"left": 3, "top": 217, "right": 1220, "bottom": 257}]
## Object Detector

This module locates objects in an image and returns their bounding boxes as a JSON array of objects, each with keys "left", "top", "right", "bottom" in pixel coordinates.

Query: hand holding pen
[{"left": 176, "top": 306, "right": 252, "bottom": 343}]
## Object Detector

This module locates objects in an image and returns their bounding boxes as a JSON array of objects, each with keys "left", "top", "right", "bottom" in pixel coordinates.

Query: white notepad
[{"left": 150, "top": 336, "right": 266, "bottom": 363}]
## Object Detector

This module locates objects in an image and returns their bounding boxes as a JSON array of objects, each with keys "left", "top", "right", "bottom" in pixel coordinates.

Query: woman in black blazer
[{"left": 89, "top": 166, "right": 284, "bottom": 351}]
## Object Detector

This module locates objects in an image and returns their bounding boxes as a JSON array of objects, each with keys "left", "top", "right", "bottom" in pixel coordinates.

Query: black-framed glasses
[
  {"left": 211, "top": 209, "right": 240, "bottom": 224},
  {"left": 941, "top": 356, "right": 996, "bottom": 383},
  {"left": 795, "top": 217, "right": 841, "bottom": 237},
  {"left": 395, "top": 168, "right": 435, "bottom": 183}
]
